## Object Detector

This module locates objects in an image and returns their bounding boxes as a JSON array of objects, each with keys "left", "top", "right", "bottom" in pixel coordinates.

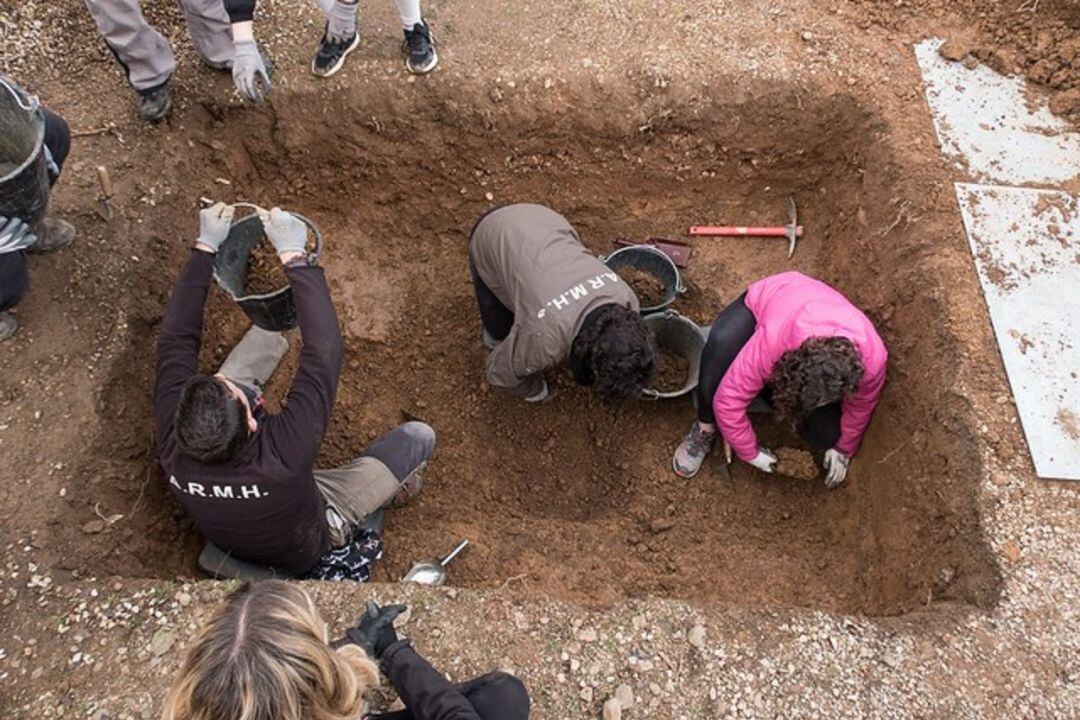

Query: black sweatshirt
[
  {"left": 374, "top": 642, "right": 484, "bottom": 720},
  {"left": 154, "top": 250, "right": 343, "bottom": 575}
]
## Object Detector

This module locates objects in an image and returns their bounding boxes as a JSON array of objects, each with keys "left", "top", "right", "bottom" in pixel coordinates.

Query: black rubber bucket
[
  {"left": 602, "top": 244, "right": 685, "bottom": 314},
  {"left": 212, "top": 208, "right": 323, "bottom": 332},
  {"left": 641, "top": 309, "right": 708, "bottom": 400},
  {"left": 0, "top": 76, "right": 49, "bottom": 227}
]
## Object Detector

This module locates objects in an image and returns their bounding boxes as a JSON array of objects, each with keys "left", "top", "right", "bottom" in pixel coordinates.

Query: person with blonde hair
[{"left": 163, "top": 580, "right": 531, "bottom": 720}]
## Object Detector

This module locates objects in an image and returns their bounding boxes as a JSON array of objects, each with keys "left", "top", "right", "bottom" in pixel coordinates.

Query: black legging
[
  {"left": 372, "top": 672, "right": 530, "bottom": 720},
  {"left": 696, "top": 293, "right": 842, "bottom": 450},
  {"left": 469, "top": 259, "right": 514, "bottom": 342},
  {"left": 0, "top": 108, "right": 70, "bottom": 312}
]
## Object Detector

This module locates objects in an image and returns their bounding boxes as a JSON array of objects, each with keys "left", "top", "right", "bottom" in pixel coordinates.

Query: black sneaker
[
  {"left": 402, "top": 21, "right": 438, "bottom": 74},
  {"left": 312, "top": 29, "right": 360, "bottom": 78},
  {"left": 137, "top": 82, "right": 172, "bottom": 122}
]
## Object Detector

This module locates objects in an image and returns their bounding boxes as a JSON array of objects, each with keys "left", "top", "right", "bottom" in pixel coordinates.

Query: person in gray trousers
[{"left": 82, "top": 0, "right": 246, "bottom": 122}]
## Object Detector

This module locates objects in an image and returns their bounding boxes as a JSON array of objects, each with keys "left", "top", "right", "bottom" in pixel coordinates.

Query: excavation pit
[{"left": 72, "top": 82, "right": 1000, "bottom": 617}]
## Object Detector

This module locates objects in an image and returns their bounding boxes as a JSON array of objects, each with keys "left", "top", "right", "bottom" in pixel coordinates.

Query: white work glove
[
  {"left": 747, "top": 448, "right": 778, "bottom": 473},
  {"left": 524, "top": 377, "right": 550, "bottom": 403},
  {"left": 196, "top": 202, "right": 235, "bottom": 252},
  {"left": 823, "top": 449, "right": 850, "bottom": 488},
  {"left": 0, "top": 216, "right": 36, "bottom": 255},
  {"left": 259, "top": 207, "right": 308, "bottom": 256},
  {"left": 232, "top": 40, "right": 271, "bottom": 102}
]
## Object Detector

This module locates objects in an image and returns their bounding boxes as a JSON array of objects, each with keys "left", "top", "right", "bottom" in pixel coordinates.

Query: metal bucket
[
  {"left": 213, "top": 207, "right": 323, "bottom": 332},
  {"left": 641, "top": 309, "right": 708, "bottom": 400},
  {"left": 0, "top": 75, "right": 49, "bottom": 226},
  {"left": 602, "top": 244, "right": 685, "bottom": 314}
]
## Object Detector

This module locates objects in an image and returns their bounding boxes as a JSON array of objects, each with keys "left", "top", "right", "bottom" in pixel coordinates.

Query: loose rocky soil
[
  {"left": 653, "top": 349, "right": 690, "bottom": 394},
  {"left": 244, "top": 239, "right": 289, "bottom": 296},
  {"left": 1, "top": 0, "right": 1077, "bottom": 719},
  {"left": 618, "top": 267, "right": 668, "bottom": 308}
]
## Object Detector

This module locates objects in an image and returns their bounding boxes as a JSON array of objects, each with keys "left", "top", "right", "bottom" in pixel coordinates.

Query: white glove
[
  {"left": 196, "top": 202, "right": 235, "bottom": 252},
  {"left": 823, "top": 449, "right": 850, "bottom": 488},
  {"left": 0, "top": 216, "right": 36, "bottom": 255},
  {"left": 258, "top": 207, "right": 308, "bottom": 256},
  {"left": 747, "top": 448, "right": 777, "bottom": 473},
  {"left": 232, "top": 40, "right": 271, "bottom": 102},
  {"left": 525, "top": 377, "right": 550, "bottom": 403}
]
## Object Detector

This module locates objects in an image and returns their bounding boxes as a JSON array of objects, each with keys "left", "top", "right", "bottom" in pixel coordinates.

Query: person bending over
[
  {"left": 0, "top": 75, "right": 76, "bottom": 340},
  {"left": 154, "top": 203, "right": 434, "bottom": 581},
  {"left": 673, "top": 271, "right": 887, "bottom": 487},
  {"left": 469, "top": 203, "right": 658, "bottom": 404},
  {"left": 224, "top": 0, "right": 438, "bottom": 104},
  {"left": 162, "top": 580, "right": 531, "bottom": 720}
]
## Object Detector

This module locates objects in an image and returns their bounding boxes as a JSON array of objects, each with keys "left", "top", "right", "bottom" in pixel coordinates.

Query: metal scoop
[{"left": 401, "top": 539, "right": 469, "bottom": 586}]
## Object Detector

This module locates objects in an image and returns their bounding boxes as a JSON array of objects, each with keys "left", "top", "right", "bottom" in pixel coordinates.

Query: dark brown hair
[
  {"left": 768, "top": 337, "right": 864, "bottom": 421},
  {"left": 175, "top": 375, "right": 249, "bottom": 464}
]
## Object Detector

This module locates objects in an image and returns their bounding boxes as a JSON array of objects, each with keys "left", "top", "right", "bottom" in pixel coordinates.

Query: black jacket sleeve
[
  {"left": 262, "top": 264, "right": 343, "bottom": 471},
  {"left": 154, "top": 250, "right": 215, "bottom": 450},
  {"left": 381, "top": 641, "right": 482, "bottom": 720},
  {"left": 223, "top": 0, "right": 256, "bottom": 23}
]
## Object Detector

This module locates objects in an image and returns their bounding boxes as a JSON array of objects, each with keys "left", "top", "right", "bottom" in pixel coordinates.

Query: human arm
[
  {"left": 381, "top": 641, "right": 483, "bottom": 720},
  {"left": 834, "top": 358, "right": 887, "bottom": 457},
  {"left": 712, "top": 332, "right": 770, "bottom": 463},
  {"left": 223, "top": 1, "right": 270, "bottom": 101},
  {"left": 261, "top": 212, "right": 343, "bottom": 469},
  {"left": 485, "top": 326, "right": 548, "bottom": 400}
]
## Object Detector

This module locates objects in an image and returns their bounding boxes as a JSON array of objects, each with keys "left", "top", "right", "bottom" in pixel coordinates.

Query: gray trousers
[
  {"left": 219, "top": 326, "right": 437, "bottom": 546},
  {"left": 83, "top": 0, "right": 234, "bottom": 92}
]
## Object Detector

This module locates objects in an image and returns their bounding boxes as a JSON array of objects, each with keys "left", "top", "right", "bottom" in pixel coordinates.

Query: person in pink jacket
[{"left": 673, "top": 271, "right": 887, "bottom": 487}]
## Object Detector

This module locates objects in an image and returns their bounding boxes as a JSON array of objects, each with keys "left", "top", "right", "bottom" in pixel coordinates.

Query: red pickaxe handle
[{"left": 688, "top": 225, "right": 804, "bottom": 238}]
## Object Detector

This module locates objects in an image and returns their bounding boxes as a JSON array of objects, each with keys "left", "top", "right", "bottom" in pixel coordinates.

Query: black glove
[{"left": 338, "top": 601, "right": 406, "bottom": 660}]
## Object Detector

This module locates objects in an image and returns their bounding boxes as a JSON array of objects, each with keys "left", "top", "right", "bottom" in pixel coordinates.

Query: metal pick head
[{"left": 786, "top": 196, "right": 799, "bottom": 259}]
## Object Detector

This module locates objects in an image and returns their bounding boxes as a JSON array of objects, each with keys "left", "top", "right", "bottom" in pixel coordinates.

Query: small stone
[
  {"left": 1002, "top": 540, "right": 1022, "bottom": 563},
  {"left": 614, "top": 683, "right": 634, "bottom": 708},
  {"left": 81, "top": 520, "right": 106, "bottom": 535},
  {"left": 800, "top": 31, "right": 813, "bottom": 41},
  {"left": 602, "top": 698, "right": 622, "bottom": 720},
  {"left": 579, "top": 686, "right": 594, "bottom": 703},
  {"left": 176, "top": 592, "right": 192, "bottom": 607},
  {"left": 578, "top": 627, "right": 598, "bottom": 643},
  {"left": 938, "top": 39, "right": 970, "bottom": 63},
  {"left": 149, "top": 629, "right": 176, "bottom": 657},
  {"left": 687, "top": 624, "right": 706, "bottom": 649},
  {"left": 485, "top": 192, "right": 494, "bottom": 201}
]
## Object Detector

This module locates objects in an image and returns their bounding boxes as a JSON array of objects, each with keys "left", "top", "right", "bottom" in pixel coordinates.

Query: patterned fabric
[{"left": 305, "top": 529, "right": 383, "bottom": 582}]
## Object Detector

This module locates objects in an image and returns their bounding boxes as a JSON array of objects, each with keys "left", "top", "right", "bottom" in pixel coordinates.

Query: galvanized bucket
[{"left": 0, "top": 75, "right": 49, "bottom": 226}]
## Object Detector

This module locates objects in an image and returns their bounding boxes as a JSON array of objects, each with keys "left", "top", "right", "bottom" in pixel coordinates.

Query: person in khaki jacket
[{"left": 468, "top": 203, "right": 658, "bottom": 404}]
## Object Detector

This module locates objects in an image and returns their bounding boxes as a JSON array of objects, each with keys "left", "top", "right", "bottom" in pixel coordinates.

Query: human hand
[
  {"left": 823, "top": 449, "right": 850, "bottom": 488},
  {"left": 343, "top": 601, "right": 406, "bottom": 660},
  {"left": 258, "top": 207, "right": 308, "bottom": 258},
  {"left": 0, "top": 216, "right": 36, "bottom": 255},
  {"left": 232, "top": 40, "right": 271, "bottom": 102},
  {"left": 195, "top": 202, "right": 235, "bottom": 253},
  {"left": 747, "top": 447, "right": 777, "bottom": 473}
]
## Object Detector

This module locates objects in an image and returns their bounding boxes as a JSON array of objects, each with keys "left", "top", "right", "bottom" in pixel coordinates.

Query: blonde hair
[{"left": 162, "top": 581, "right": 380, "bottom": 720}]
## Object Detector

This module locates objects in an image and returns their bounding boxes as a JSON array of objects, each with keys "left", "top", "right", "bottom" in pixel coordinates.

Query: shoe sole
[
  {"left": 406, "top": 47, "right": 439, "bottom": 75},
  {"left": 312, "top": 33, "right": 361, "bottom": 78},
  {"left": 672, "top": 454, "right": 701, "bottom": 479}
]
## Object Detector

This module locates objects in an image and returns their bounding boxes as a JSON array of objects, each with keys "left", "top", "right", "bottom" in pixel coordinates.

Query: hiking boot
[
  {"left": 27, "top": 217, "right": 74, "bottom": 254},
  {"left": 402, "top": 21, "right": 438, "bottom": 74},
  {"left": 672, "top": 421, "right": 717, "bottom": 478},
  {"left": 0, "top": 312, "right": 18, "bottom": 341},
  {"left": 137, "top": 83, "right": 172, "bottom": 122},
  {"left": 311, "top": 29, "right": 360, "bottom": 78}
]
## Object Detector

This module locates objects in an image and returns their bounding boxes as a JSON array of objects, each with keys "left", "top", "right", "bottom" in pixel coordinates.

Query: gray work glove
[
  {"left": 0, "top": 216, "right": 37, "bottom": 255},
  {"left": 326, "top": 0, "right": 359, "bottom": 43},
  {"left": 196, "top": 202, "right": 235, "bottom": 252},
  {"left": 258, "top": 207, "right": 308, "bottom": 255},
  {"left": 823, "top": 449, "right": 850, "bottom": 488},
  {"left": 232, "top": 40, "right": 271, "bottom": 102}
]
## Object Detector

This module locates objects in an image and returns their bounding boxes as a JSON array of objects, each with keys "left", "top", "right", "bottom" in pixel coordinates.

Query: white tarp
[
  {"left": 956, "top": 184, "right": 1080, "bottom": 480},
  {"left": 914, "top": 39, "right": 1080, "bottom": 187}
]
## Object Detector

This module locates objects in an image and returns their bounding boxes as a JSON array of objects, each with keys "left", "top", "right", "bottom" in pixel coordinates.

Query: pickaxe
[{"left": 688, "top": 196, "right": 803, "bottom": 259}]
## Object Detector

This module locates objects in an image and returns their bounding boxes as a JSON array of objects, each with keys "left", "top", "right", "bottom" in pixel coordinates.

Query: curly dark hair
[
  {"left": 768, "top": 336, "right": 864, "bottom": 422},
  {"left": 571, "top": 303, "right": 658, "bottom": 404}
]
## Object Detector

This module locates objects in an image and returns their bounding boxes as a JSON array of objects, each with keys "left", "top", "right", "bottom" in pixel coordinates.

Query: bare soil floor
[{"left": 0, "top": 0, "right": 1077, "bottom": 718}]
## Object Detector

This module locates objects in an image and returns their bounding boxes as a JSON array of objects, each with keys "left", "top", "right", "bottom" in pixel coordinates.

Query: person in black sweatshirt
[
  {"left": 162, "top": 580, "right": 531, "bottom": 720},
  {"left": 154, "top": 203, "right": 435, "bottom": 581}
]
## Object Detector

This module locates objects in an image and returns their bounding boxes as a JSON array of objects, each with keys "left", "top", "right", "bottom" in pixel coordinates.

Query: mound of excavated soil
[{"left": 618, "top": 267, "right": 667, "bottom": 308}]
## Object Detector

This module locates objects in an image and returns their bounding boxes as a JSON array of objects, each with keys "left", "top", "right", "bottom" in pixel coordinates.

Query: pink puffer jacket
[{"left": 713, "top": 272, "right": 888, "bottom": 461}]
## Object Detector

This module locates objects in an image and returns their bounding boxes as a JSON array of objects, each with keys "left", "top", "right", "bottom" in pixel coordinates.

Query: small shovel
[{"left": 401, "top": 539, "right": 469, "bottom": 587}]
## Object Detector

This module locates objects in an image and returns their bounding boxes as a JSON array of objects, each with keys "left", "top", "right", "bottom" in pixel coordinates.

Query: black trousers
[
  {"left": 696, "top": 293, "right": 842, "bottom": 450},
  {"left": 0, "top": 108, "right": 70, "bottom": 312},
  {"left": 372, "top": 672, "right": 530, "bottom": 720},
  {"left": 469, "top": 259, "right": 514, "bottom": 342}
]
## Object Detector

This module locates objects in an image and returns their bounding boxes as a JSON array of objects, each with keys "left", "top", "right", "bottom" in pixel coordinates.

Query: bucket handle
[
  {"left": 229, "top": 202, "right": 324, "bottom": 265},
  {"left": 0, "top": 75, "right": 39, "bottom": 113}
]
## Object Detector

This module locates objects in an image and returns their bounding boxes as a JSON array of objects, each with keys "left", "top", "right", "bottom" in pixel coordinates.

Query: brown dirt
[
  {"left": 244, "top": 239, "right": 288, "bottom": 296},
  {"left": 775, "top": 447, "right": 820, "bottom": 482},
  {"left": 653, "top": 349, "right": 689, "bottom": 394},
  {"left": 618, "top": 267, "right": 667, "bottom": 308}
]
